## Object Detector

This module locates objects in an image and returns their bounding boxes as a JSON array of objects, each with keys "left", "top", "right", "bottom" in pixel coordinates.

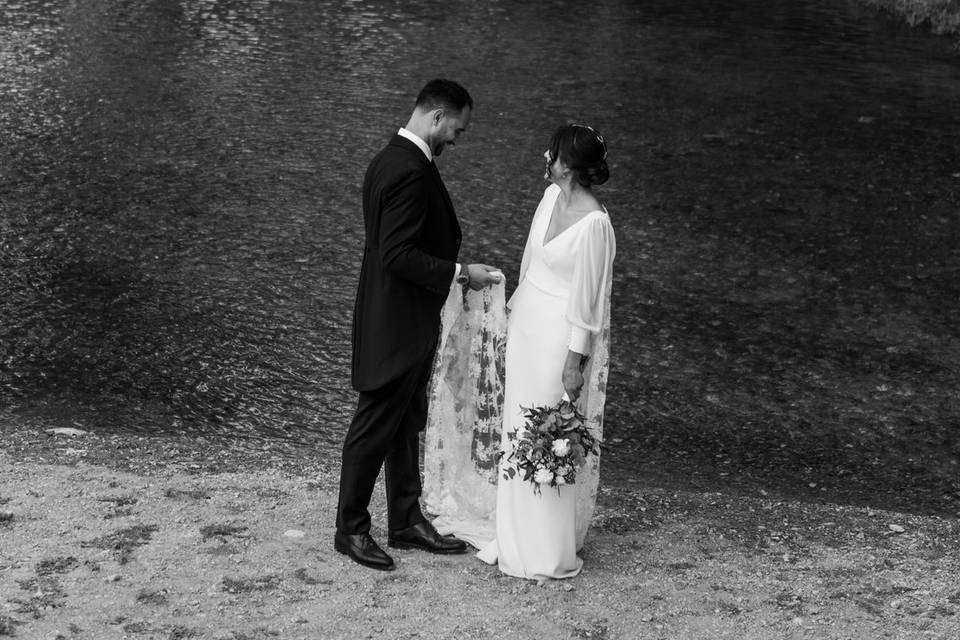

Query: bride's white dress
[{"left": 424, "top": 183, "right": 615, "bottom": 580}]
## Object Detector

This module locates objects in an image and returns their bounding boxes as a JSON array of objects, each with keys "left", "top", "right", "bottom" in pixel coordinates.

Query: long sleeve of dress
[{"left": 566, "top": 214, "right": 616, "bottom": 354}]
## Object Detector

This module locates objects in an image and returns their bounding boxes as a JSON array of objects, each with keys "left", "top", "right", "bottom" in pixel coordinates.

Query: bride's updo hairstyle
[{"left": 548, "top": 123, "right": 609, "bottom": 187}]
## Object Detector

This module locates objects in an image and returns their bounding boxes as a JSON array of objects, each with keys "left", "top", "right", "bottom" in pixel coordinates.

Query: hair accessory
[{"left": 571, "top": 123, "right": 607, "bottom": 160}]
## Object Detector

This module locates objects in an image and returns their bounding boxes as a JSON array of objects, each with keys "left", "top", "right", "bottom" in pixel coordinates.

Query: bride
[{"left": 424, "top": 123, "right": 615, "bottom": 580}]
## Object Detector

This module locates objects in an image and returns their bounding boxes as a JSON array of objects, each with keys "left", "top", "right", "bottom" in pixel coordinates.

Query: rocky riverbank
[{"left": 862, "top": 0, "right": 960, "bottom": 35}]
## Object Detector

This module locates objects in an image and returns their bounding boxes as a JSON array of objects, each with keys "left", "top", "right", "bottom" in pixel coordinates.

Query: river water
[{"left": 2, "top": 0, "right": 959, "bottom": 490}]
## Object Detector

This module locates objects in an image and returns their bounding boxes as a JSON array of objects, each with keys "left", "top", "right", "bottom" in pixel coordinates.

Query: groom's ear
[{"left": 431, "top": 108, "right": 444, "bottom": 126}]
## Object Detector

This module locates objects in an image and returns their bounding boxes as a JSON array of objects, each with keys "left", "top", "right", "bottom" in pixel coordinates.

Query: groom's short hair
[{"left": 415, "top": 79, "right": 473, "bottom": 113}]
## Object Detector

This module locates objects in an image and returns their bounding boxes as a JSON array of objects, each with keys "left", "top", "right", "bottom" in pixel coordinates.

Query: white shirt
[
  {"left": 398, "top": 127, "right": 432, "bottom": 161},
  {"left": 397, "top": 127, "right": 463, "bottom": 284}
]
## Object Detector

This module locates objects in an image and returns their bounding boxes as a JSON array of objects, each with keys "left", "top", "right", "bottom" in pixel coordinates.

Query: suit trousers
[{"left": 336, "top": 349, "right": 435, "bottom": 534}]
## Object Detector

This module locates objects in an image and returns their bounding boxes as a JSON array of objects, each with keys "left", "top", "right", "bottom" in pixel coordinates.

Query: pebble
[
  {"left": 283, "top": 529, "right": 306, "bottom": 539},
  {"left": 45, "top": 427, "right": 88, "bottom": 436}
]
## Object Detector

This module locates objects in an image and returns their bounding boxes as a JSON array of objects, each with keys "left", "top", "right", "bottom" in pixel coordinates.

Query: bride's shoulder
[
  {"left": 583, "top": 207, "right": 616, "bottom": 239},
  {"left": 592, "top": 199, "right": 611, "bottom": 219}
]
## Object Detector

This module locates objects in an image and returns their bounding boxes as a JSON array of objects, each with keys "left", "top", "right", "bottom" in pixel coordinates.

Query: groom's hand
[{"left": 466, "top": 264, "right": 501, "bottom": 291}]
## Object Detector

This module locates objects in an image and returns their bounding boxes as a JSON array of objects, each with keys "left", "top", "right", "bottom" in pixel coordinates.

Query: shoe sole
[
  {"left": 334, "top": 539, "right": 395, "bottom": 571},
  {"left": 387, "top": 540, "right": 470, "bottom": 554}
]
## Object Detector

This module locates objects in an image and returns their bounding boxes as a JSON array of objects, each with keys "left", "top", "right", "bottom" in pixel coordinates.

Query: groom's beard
[{"left": 433, "top": 140, "right": 456, "bottom": 156}]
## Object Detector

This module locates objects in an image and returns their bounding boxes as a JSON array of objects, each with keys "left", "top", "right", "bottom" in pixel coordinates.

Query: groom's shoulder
[
  {"left": 368, "top": 137, "right": 425, "bottom": 173},
  {"left": 363, "top": 141, "right": 425, "bottom": 194},
  {"left": 384, "top": 135, "right": 423, "bottom": 160}
]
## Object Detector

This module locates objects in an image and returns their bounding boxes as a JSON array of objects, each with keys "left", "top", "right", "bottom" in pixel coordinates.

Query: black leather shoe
[
  {"left": 387, "top": 521, "right": 468, "bottom": 554},
  {"left": 334, "top": 532, "right": 395, "bottom": 571}
]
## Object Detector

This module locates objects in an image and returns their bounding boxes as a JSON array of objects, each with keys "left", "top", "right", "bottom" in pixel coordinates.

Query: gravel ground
[{"left": 1, "top": 426, "right": 958, "bottom": 640}]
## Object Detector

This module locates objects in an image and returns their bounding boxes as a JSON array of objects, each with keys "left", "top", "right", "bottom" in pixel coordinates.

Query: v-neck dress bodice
[
  {"left": 510, "top": 183, "right": 615, "bottom": 353},
  {"left": 525, "top": 189, "right": 605, "bottom": 295}
]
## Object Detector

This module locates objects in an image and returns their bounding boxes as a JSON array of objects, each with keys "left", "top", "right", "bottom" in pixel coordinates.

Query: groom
[{"left": 335, "top": 78, "right": 500, "bottom": 571}]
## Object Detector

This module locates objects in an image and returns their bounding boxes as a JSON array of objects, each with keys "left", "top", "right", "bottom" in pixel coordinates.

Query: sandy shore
[{"left": 1, "top": 429, "right": 959, "bottom": 640}]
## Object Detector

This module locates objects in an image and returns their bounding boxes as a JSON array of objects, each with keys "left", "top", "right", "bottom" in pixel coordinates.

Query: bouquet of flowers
[{"left": 502, "top": 397, "right": 601, "bottom": 495}]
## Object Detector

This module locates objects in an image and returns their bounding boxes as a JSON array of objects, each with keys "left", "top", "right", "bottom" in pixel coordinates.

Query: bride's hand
[{"left": 562, "top": 351, "right": 585, "bottom": 402}]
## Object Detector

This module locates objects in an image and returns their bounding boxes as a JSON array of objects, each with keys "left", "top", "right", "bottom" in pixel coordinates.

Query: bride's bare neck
[{"left": 557, "top": 183, "right": 600, "bottom": 215}]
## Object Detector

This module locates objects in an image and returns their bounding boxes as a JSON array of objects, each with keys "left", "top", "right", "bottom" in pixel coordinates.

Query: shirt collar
[{"left": 398, "top": 127, "right": 433, "bottom": 162}]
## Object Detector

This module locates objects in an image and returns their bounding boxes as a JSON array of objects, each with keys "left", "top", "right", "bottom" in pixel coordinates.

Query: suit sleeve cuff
[{"left": 451, "top": 262, "right": 461, "bottom": 287}]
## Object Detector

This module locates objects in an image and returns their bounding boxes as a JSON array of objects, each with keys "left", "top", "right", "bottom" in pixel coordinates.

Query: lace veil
[
  {"left": 423, "top": 273, "right": 611, "bottom": 550},
  {"left": 423, "top": 279, "right": 507, "bottom": 547}
]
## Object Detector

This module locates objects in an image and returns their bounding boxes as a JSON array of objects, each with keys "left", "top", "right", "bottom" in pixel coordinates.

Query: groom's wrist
[{"left": 456, "top": 262, "right": 470, "bottom": 286}]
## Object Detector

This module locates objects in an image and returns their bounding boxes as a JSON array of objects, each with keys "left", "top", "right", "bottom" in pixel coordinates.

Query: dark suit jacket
[{"left": 351, "top": 134, "right": 462, "bottom": 391}]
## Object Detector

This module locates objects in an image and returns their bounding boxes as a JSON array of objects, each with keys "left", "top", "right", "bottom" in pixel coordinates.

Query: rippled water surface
[{"left": 2, "top": 0, "right": 959, "bottom": 466}]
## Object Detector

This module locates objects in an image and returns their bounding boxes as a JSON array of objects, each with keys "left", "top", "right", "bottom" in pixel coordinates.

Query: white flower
[
  {"left": 555, "top": 474, "right": 567, "bottom": 485},
  {"left": 551, "top": 438, "right": 571, "bottom": 457},
  {"left": 534, "top": 468, "right": 554, "bottom": 485}
]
